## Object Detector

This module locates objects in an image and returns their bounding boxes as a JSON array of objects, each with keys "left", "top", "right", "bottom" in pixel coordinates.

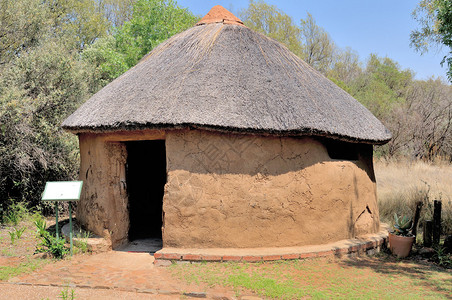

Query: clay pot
[{"left": 388, "top": 233, "right": 415, "bottom": 258}]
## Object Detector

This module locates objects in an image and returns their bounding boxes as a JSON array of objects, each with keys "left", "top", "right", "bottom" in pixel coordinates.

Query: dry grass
[{"left": 375, "top": 158, "right": 452, "bottom": 234}]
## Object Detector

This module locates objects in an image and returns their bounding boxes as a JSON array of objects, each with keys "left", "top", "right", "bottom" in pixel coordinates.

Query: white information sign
[{"left": 41, "top": 181, "right": 83, "bottom": 201}]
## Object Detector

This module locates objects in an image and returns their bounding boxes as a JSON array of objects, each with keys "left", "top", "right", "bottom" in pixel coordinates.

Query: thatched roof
[{"left": 63, "top": 5, "right": 391, "bottom": 144}]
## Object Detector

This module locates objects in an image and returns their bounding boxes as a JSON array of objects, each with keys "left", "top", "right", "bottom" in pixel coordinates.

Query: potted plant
[{"left": 388, "top": 213, "right": 415, "bottom": 258}]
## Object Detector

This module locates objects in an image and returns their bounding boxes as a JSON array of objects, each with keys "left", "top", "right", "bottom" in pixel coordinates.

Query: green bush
[{"left": 34, "top": 219, "right": 68, "bottom": 258}]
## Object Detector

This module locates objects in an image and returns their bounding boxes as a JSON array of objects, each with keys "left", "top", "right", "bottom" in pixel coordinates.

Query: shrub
[{"left": 34, "top": 219, "right": 68, "bottom": 258}]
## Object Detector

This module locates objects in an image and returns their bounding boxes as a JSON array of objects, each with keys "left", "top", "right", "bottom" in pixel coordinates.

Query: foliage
[
  {"left": 47, "top": 0, "right": 110, "bottom": 51},
  {"left": 327, "top": 47, "right": 362, "bottom": 86},
  {"left": 74, "top": 231, "right": 91, "bottom": 254},
  {"left": 8, "top": 227, "right": 26, "bottom": 244},
  {"left": 0, "top": 0, "right": 108, "bottom": 211},
  {"left": 99, "top": 0, "right": 136, "bottom": 29},
  {"left": 299, "top": 12, "right": 336, "bottom": 73},
  {"left": 84, "top": 0, "right": 198, "bottom": 82},
  {"left": 350, "top": 55, "right": 412, "bottom": 118},
  {"left": 3, "top": 202, "right": 29, "bottom": 226},
  {"left": 411, "top": 0, "right": 452, "bottom": 82},
  {"left": 432, "top": 245, "right": 452, "bottom": 268},
  {"left": 81, "top": 35, "right": 129, "bottom": 87},
  {"left": 239, "top": 0, "right": 302, "bottom": 57},
  {"left": 393, "top": 213, "right": 413, "bottom": 236},
  {"left": 34, "top": 218, "right": 47, "bottom": 237},
  {"left": 0, "top": 39, "right": 88, "bottom": 210},
  {"left": 0, "top": 0, "right": 49, "bottom": 65},
  {"left": 35, "top": 219, "right": 69, "bottom": 258},
  {"left": 437, "top": 0, "right": 452, "bottom": 81}
]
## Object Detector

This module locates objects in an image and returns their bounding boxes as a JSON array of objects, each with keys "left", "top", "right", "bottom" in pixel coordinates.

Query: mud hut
[{"left": 62, "top": 6, "right": 391, "bottom": 250}]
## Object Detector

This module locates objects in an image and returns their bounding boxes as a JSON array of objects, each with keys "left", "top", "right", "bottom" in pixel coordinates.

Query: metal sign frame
[{"left": 41, "top": 181, "right": 83, "bottom": 256}]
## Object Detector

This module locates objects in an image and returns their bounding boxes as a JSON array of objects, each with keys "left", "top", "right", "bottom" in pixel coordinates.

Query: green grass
[
  {"left": 0, "top": 258, "right": 48, "bottom": 281},
  {"left": 169, "top": 257, "right": 452, "bottom": 299}
]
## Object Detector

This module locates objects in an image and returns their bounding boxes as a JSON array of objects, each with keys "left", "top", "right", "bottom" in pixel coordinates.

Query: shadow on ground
[{"left": 337, "top": 253, "right": 452, "bottom": 295}]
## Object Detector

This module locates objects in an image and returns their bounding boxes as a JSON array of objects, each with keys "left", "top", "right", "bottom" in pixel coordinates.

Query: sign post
[{"left": 41, "top": 181, "right": 83, "bottom": 256}]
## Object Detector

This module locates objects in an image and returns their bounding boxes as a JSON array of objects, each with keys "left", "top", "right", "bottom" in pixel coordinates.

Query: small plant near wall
[
  {"left": 34, "top": 219, "right": 68, "bottom": 259},
  {"left": 389, "top": 213, "right": 415, "bottom": 258},
  {"left": 8, "top": 227, "right": 26, "bottom": 244},
  {"left": 393, "top": 214, "right": 413, "bottom": 236}
]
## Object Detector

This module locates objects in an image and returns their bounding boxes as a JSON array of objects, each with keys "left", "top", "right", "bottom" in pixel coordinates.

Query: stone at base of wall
[
  {"left": 61, "top": 223, "right": 112, "bottom": 253},
  {"left": 154, "top": 225, "right": 389, "bottom": 263}
]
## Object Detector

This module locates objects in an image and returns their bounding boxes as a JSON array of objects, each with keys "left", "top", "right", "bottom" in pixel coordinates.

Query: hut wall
[
  {"left": 163, "top": 130, "right": 379, "bottom": 248},
  {"left": 78, "top": 133, "right": 129, "bottom": 247}
]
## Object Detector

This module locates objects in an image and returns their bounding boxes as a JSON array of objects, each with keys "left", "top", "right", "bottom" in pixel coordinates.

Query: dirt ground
[
  {"left": 0, "top": 283, "right": 179, "bottom": 300},
  {"left": 7, "top": 251, "right": 239, "bottom": 299}
]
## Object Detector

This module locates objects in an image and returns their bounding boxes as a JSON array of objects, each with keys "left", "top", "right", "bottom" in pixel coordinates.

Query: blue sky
[{"left": 177, "top": 0, "right": 449, "bottom": 81}]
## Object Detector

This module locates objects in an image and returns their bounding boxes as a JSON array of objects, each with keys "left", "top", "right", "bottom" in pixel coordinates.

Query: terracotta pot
[{"left": 388, "top": 233, "right": 415, "bottom": 258}]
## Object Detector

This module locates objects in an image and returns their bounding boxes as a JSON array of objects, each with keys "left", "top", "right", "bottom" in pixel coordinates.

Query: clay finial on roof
[{"left": 196, "top": 5, "right": 244, "bottom": 26}]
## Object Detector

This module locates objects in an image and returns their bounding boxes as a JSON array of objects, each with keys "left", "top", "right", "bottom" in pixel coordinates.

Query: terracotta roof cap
[{"left": 196, "top": 5, "right": 244, "bottom": 26}]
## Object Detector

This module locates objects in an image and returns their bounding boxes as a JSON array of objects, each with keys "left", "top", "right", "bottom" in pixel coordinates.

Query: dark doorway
[{"left": 126, "top": 140, "right": 166, "bottom": 241}]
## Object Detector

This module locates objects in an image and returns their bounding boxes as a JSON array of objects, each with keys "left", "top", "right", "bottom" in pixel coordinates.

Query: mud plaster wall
[
  {"left": 164, "top": 130, "right": 379, "bottom": 248},
  {"left": 78, "top": 134, "right": 128, "bottom": 247}
]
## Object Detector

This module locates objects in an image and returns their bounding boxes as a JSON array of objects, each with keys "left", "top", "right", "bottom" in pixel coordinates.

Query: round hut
[{"left": 62, "top": 6, "right": 391, "bottom": 252}]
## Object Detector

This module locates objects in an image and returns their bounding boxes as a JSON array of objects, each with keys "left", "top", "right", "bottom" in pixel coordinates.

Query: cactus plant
[{"left": 393, "top": 213, "right": 413, "bottom": 236}]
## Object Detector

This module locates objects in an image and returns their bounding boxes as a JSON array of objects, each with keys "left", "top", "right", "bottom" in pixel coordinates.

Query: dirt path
[
  {"left": 7, "top": 251, "right": 239, "bottom": 299},
  {"left": 0, "top": 283, "right": 179, "bottom": 299}
]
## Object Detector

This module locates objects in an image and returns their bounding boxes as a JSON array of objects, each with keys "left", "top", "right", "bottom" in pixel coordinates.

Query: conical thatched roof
[{"left": 63, "top": 5, "right": 391, "bottom": 144}]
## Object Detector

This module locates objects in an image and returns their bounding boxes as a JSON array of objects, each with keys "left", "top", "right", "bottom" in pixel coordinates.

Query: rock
[
  {"left": 32, "top": 252, "right": 49, "bottom": 259},
  {"left": 183, "top": 292, "right": 207, "bottom": 298},
  {"left": 154, "top": 259, "right": 172, "bottom": 267},
  {"left": 444, "top": 235, "right": 452, "bottom": 254},
  {"left": 418, "top": 247, "right": 435, "bottom": 258}
]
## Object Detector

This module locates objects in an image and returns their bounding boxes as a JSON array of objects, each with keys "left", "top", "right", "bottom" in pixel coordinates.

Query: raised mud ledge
[
  {"left": 61, "top": 223, "right": 112, "bottom": 253},
  {"left": 154, "top": 225, "right": 389, "bottom": 263}
]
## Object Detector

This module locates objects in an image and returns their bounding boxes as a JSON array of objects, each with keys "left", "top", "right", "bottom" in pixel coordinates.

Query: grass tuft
[{"left": 0, "top": 259, "right": 48, "bottom": 281}]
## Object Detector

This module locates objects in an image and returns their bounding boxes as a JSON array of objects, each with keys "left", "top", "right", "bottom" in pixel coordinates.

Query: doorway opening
[{"left": 126, "top": 140, "right": 166, "bottom": 242}]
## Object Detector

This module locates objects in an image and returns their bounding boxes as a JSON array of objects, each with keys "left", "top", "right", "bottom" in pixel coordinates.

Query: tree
[
  {"left": 436, "top": 0, "right": 452, "bottom": 81},
  {"left": 405, "top": 78, "right": 452, "bottom": 159},
  {"left": 411, "top": 0, "right": 452, "bottom": 81},
  {"left": 239, "top": 0, "right": 303, "bottom": 57},
  {"left": 0, "top": 0, "right": 49, "bottom": 66},
  {"left": 239, "top": 2, "right": 337, "bottom": 74},
  {"left": 98, "top": 0, "right": 136, "bottom": 29},
  {"left": 328, "top": 47, "right": 362, "bottom": 84},
  {"left": 349, "top": 54, "right": 412, "bottom": 120},
  {"left": 43, "top": 0, "right": 110, "bottom": 51},
  {"left": 0, "top": 39, "right": 92, "bottom": 209},
  {"left": 0, "top": 0, "right": 113, "bottom": 210},
  {"left": 299, "top": 12, "right": 336, "bottom": 74},
  {"left": 84, "top": 0, "right": 198, "bottom": 82}
]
